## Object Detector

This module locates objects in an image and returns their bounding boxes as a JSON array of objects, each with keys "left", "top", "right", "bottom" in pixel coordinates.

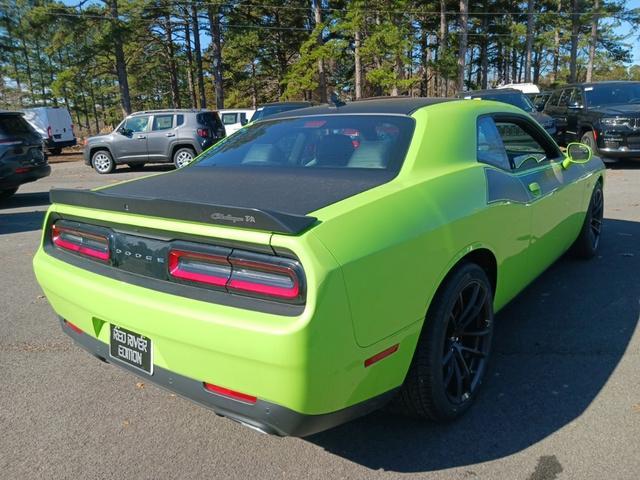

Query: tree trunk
[
  {"left": 183, "top": 20, "right": 198, "bottom": 108},
  {"left": 207, "top": 5, "right": 224, "bottom": 108},
  {"left": 108, "top": 0, "right": 131, "bottom": 115},
  {"left": 165, "top": 12, "right": 181, "bottom": 109},
  {"left": 439, "top": 0, "right": 447, "bottom": 96},
  {"left": 457, "top": 0, "right": 468, "bottom": 93},
  {"left": 552, "top": 0, "right": 561, "bottom": 83},
  {"left": 313, "top": 1, "right": 327, "bottom": 103},
  {"left": 480, "top": 10, "right": 489, "bottom": 89},
  {"left": 569, "top": 0, "right": 580, "bottom": 82},
  {"left": 191, "top": 2, "right": 206, "bottom": 108},
  {"left": 354, "top": 29, "right": 362, "bottom": 99},
  {"left": 524, "top": 0, "right": 535, "bottom": 83},
  {"left": 586, "top": 0, "right": 599, "bottom": 82}
]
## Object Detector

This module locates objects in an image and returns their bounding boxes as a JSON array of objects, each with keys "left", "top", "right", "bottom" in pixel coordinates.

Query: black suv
[
  {"left": 543, "top": 81, "right": 640, "bottom": 160},
  {"left": 0, "top": 111, "right": 50, "bottom": 200},
  {"left": 459, "top": 89, "right": 557, "bottom": 138}
]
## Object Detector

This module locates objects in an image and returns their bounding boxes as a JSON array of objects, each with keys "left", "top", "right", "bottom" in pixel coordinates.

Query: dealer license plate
[{"left": 109, "top": 324, "right": 153, "bottom": 375}]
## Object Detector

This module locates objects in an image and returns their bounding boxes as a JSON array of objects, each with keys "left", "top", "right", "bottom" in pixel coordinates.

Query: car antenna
[{"left": 329, "top": 92, "right": 345, "bottom": 109}]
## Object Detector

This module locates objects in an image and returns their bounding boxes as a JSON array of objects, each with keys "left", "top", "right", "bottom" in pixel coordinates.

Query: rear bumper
[
  {"left": 45, "top": 138, "right": 77, "bottom": 149},
  {"left": 60, "top": 317, "right": 396, "bottom": 436},
  {"left": 0, "top": 164, "right": 50, "bottom": 189}
]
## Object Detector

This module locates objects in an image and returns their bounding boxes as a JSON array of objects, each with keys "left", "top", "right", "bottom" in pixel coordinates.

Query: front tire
[
  {"left": 173, "top": 147, "right": 195, "bottom": 168},
  {"left": 91, "top": 150, "right": 115, "bottom": 174},
  {"left": 393, "top": 263, "right": 494, "bottom": 421},
  {"left": 571, "top": 182, "right": 604, "bottom": 259}
]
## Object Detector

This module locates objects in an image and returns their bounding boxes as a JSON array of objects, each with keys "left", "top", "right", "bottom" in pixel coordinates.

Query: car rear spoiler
[{"left": 49, "top": 189, "right": 317, "bottom": 235}]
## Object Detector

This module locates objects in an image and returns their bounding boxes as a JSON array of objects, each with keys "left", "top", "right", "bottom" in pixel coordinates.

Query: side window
[
  {"left": 495, "top": 121, "right": 549, "bottom": 171},
  {"left": 476, "top": 117, "right": 510, "bottom": 170},
  {"left": 124, "top": 116, "right": 150, "bottom": 133},
  {"left": 221, "top": 113, "right": 237, "bottom": 125},
  {"left": 558, "top": 89, "right": 573, "bottom": 107},
  {"left": 152, "top": 114, "right": 174, "bottom": 131},
  {"left": 547, "top": 90, "right": 561, "bottom": 107},
  {"left": 176, "top": 114, "right": 184, "bottom": 126},
  {"left": 569, "top": 88, "right": 584, "bottom": 107}
]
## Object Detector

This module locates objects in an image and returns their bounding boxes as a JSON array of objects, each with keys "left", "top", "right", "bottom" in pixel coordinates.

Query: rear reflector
[
  {"left": 168, "top": 249, "right": 230, "bottom": 286},
  {"left": 203, "top": 382, "right": 257, "bottom": 404},
  {"left": 15, "top": 167, "right": 31, "bottom": 173},
  {"left": 64, "top": 320, "right": 83, "bottom": 334},
  {"left": 364, "top": 344, "right": 399, "bottom": 367},
  {"left": 52, "top": 223, "right": 110, "bottom": 262}
]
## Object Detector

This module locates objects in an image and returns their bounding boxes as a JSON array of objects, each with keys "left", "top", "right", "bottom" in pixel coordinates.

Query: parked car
[
  {"left": 496, "top": 82, "right": 540, "bottom": 94},
  {"left": 219, "top": 109, "right": 254, "bottom": 135},
  {"left": 460, "top": 89, "right": 557, "bottom": 137},
  {"left": 543, "top": 81, "right": 640, "bottom": 160},
  {"left": 0, "top": 110, "right": 50, "bottom": 200},
  {"left": 83, "top": 109, "right": 225, "bottom": 174},
  {"left": 34, "top": 98, "right": 603, "bottom": 436},
  {"left": 250, "top": 101, "right": 312, "bottom": 122},
  {"left": 530, "top": 91, "right": 552, "bottom": 112},
  {"left": 22, "top": 107, "right": 76, "bottom": 155}
]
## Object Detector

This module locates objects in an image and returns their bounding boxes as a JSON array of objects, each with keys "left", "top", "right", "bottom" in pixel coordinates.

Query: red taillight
[
  {"left": 166, "top": 247, "right": 303, "bottom": 303},
  {"left": 15, "top": 167, "right": 31, "bottom": 174},
  {"left": 227, "top": 257, "right": 300, "bottom": 299},
  {"left": 64, "top": 320, "right": 83, "bottom": 334},
  {"left": 364, "top": 344, "right": 399, "bottom": 367},
  {"left": 203, "top": 382, "right": 257, "bottom": 404},
  {"left": 197, "top": 128, "right": 209, "bottom": 138},
  {"left": 47, "top": 126, "right": 52, "bottom": 138},
  {"left": 52, "top": 224, "right": 110, "bottom": 262},
  {"left": 168, "top": 249, "right": 230, "bottom": 286}
]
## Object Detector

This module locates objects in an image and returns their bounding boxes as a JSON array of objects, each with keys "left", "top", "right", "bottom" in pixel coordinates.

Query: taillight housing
[
  {"left": 196, "top": 128, "right": 209, "bottom": 138},
  {"left": 51, "top": 222, "right": 110, "bottom": 262},
  {"left": 167, "top": 245, "right": 304, "bottom": 304}
]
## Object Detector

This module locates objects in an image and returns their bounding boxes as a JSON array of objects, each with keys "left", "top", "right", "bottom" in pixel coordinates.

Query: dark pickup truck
[{"left": 543, "top": 81, "right": 640, "bottom": 160}]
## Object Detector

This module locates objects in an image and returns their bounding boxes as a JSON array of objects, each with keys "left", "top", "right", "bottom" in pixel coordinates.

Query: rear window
[
  {"left": 194, "top": 115, "right": 415, "bottom": 171},
  {"left": 197, "top": 112, "right": 223, "bottom": 130},
  {"left": 0, "top": 114, "right": 34, "bottom": 135}
]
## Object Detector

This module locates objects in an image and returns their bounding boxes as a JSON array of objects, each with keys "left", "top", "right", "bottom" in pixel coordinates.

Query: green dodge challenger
[{"left": 33, "top": 98, "right": 604, "bottom": 436}]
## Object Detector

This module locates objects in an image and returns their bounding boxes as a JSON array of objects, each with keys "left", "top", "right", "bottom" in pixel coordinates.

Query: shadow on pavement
[
  {"left": 0, "top": 191, "right": 50, "bottom": 210},
  {"left": 0, "top": 210, "right": 46, "bottom": 234},
  {"left": 309, "top": 218, "right": 639, "bottom": 473},
  {"left": 113, "top": 164, "right": 175, "bottom": 174}
]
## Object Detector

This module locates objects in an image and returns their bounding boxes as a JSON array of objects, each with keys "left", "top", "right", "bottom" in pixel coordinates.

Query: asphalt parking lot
[{"left": 1, "top": 159, "right": 639, "bottom": 480}]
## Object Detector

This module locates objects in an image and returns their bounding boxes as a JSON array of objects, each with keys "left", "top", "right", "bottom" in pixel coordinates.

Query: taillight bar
[
  {"left": 167, "top": 247, "right": 304, "bottom": 304},
  {"left": 203, "top": 382, "right": 257, "bottom": 404},
  {"left": 52, "top": 223, "right": 110, "bottom": 262},
  {"left": 168, "top": 249, "right": 230, "bottom": 286}
]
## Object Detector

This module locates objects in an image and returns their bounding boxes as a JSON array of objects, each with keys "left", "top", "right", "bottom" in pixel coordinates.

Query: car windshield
[
  {"left": 475, "top": 93, "right": 535, "bottom": 112},
  {"left": 584, "top": 83, "right": 640, "bottom": 107},
  {"left": 194, "top": 114, "right": 415, "bottom": 171}
]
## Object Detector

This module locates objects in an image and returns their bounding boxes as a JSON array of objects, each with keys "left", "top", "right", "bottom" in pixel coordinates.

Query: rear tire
[
  {"left": 50, "top": 147, "right": 62, "bottom": 156},
  {"left": 0, "top": 187, "right": 19, "bottom": 200},
  {"left": 392, "top": 262, "right": 494, "bottom": 421},
  {"left": 173, "top": 147, "right": 195, "bottom": 169},
  {"left": 571, "top": 182, "right": 604, "bottom": 259},
  {"left": 91, "top": 150, "right": 115, "bottom": 174}
]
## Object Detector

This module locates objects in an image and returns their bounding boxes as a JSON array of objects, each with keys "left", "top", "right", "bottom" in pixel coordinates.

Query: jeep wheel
[
  {"left": 92, "top": 150, "right": 115, "bottom": 174},
  {"left": 173, "top": 147, "right": 195, "bottom": 169}
]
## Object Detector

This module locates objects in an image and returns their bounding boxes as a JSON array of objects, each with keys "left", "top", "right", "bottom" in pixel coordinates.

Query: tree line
[{"left": 1, "top": 0, "right": 639, "bottom": 135}]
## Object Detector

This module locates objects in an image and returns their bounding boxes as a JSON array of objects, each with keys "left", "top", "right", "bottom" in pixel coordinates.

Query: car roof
[
  {"left": 259, "top": 102, "right": 312, "bottom": 108},
  {"left": 462, "top": 88, "right": 523, "bottom": 97},
  {"left": 554, "top": 81, "right": 640, "bottom": 90},
  {"left": 266, "top": 97, "right": 452, "bottom": 119},
  {"left": 129, "top": 109, "right": 214, "bottom": 116}
]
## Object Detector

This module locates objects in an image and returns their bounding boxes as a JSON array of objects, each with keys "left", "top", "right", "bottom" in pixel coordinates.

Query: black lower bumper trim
[
  {"left": 0, "top": 165, "right": 51, "bottom": 189},
  {"left": 60, "top": 318, "right": 397, "bottom": 437}
]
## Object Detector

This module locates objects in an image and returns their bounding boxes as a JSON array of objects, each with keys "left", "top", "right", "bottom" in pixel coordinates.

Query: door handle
[
  {"left": 528, "top": 182, "right": 542, "bottom": 196},
  {"left": 137, "top": 135, "right": 146, "bottom": 139},
  {"left": 165, "top": 133, "right": 176, "bottom": 137}
]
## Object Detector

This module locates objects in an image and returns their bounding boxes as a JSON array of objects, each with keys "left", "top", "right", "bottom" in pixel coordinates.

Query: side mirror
[
  {"left": 562, "top": 142, "right": 592, "bottom": 168},
  {"left": 118, "top": 127, "right": 132, "bottom": 137},
  {"left": 568, "top": 101, "right": 583, "bottom": 110}
]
